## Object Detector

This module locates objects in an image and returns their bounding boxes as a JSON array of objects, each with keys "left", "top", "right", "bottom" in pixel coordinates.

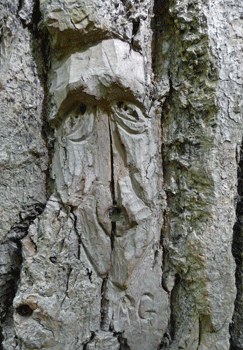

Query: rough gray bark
[{"left": 0, "top": 0, "right": 243, "bottom": 349}]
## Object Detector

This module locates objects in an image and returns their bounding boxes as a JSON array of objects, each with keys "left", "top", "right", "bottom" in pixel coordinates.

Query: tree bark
[{"left": 0, "top": 0, "right": 243, "bottom": 349}]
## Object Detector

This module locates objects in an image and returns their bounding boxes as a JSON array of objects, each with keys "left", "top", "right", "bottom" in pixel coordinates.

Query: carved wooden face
[
  {"left": 13, "top": 95, "right": 169, "bottom": 349},
  {"left": 13, "top": 32, "right": 169, "bottom": 350},
  {"left": 51, "top": 98, "right": 156, "bottom": 276}
]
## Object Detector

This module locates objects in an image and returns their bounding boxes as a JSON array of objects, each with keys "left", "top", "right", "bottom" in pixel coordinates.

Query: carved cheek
[{"left": 52, "top": 109, "right": 96, "bottom": 205}]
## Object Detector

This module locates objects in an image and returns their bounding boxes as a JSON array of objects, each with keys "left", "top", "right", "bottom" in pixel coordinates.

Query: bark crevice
[
  {"left": 230, "top": 139, "right": 243, "bottom": 349},
  {"left": 108, "top": 116, "right": 117, "bottom": 251}
]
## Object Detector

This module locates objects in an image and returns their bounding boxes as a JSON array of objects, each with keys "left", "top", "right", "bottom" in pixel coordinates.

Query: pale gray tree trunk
[{"left": 0, "top": 0, "right": 243, "bottom": 349}]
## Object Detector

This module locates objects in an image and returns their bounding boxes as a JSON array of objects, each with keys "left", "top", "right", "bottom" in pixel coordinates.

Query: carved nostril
[
  {"left": 16, "top": 304, "right": 33, "bottom": 317},
  {"left": 108, "top": 206, "right": 122, "bottom": 221}
]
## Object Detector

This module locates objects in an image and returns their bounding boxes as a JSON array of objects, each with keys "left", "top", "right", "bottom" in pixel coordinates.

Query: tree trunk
[{"left": 0, "top": 0, "right": 242, "bottom": 349}]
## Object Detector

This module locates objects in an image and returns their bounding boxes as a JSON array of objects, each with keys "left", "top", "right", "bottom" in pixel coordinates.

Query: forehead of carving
[
  {"left": 40, "top": 0, "right": 130, "bottom": 36},
  {"left": 39, "top": 0, "right": 150, "bottom": 53},
  {"left": 49, "top": 39, "right": 146, "bottom": 123}
]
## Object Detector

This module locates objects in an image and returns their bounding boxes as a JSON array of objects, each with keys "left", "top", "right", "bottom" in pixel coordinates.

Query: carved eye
[
  {"left": 16, "top": 304, "right": 33, "bottom": 317},
  {"left": 116, "top": 102, "right": 140, "bottom": 119},
  {"left": 131, "top": 109, "right": 139, "bottom": 120},
  {"left": 113, "top": 102, "right": 147, "bottom": 134},
  {"left": 59, "top": 105, "right": 95, "bottom": 142},
  {"left": 117, "top": 101, "right": 124, "bottom": 108},
  {"left": 117, "top": 101, "right": 128, "bottom": 112}
]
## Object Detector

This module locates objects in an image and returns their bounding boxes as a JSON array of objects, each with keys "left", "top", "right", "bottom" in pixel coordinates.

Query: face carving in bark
[
  {"left": 13, "top": 9, "right": 169, "bottom": 349},
  {"left": 52, "top": 99, "right": 157, "bottom": 283}
]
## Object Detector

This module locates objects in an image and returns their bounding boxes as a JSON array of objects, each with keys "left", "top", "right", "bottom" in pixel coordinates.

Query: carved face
[
  {"left": 14, "top": 25, "right": 169, "bottom": 350},
  {"left": 13, "top": 98, "right": 169, "bottom": 349}
]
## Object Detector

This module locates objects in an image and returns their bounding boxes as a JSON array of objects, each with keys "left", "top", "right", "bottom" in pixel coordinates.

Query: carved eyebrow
[{"left": 48, "top": 39, "right": 146, "bottom": 124}]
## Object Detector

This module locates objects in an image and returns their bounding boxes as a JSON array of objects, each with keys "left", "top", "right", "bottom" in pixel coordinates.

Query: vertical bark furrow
[
  {"left": 231, "top": 140, "right": 243, "bottom": 349},
  {"left": 108, "top": 116, "right": 117, "bottom": 251}
]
